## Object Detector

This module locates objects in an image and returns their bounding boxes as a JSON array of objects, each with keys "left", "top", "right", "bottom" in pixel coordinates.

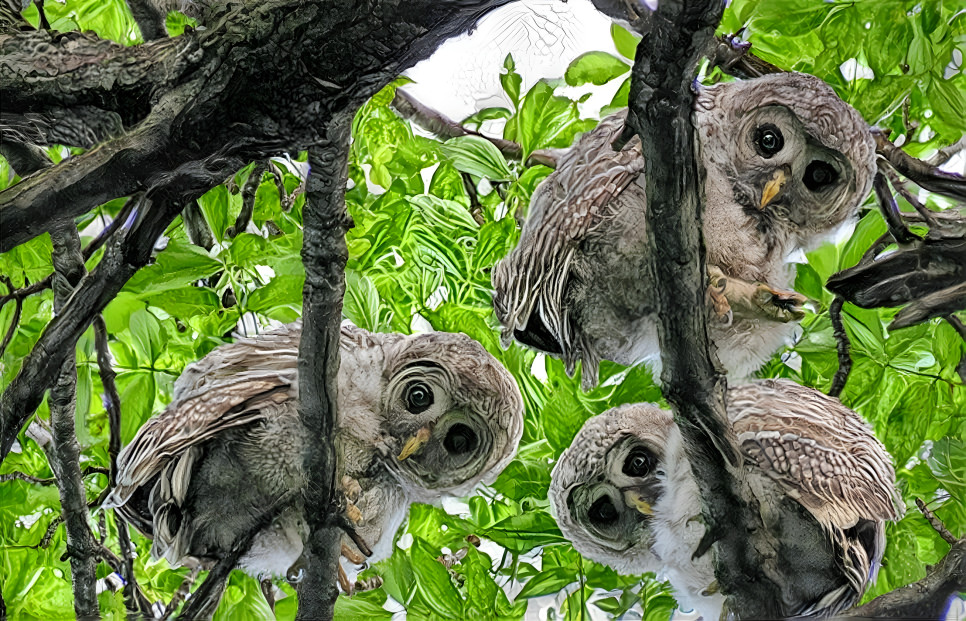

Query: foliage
[{"left": 1, "top": 0, "right": 964, "bottom": 618}]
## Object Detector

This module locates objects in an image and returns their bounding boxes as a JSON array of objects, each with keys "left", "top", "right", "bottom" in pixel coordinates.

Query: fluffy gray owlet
[
  {"left": 104, "top": 322, "right": 523, "bottom": 598},
  {"left": 492, "top": 73, "right": 877, "bottom": 389},
  {"left": 549, "top": 379, "right": 902, "bottom": 619}
]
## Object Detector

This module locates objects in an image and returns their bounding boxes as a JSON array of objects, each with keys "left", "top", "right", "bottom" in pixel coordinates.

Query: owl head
[
  {"left": 549, "top": 403, "right": 682, "bottom": 575},
  {"left": 696, "top": 72, "right": 877, "bottom": 253},
  {"left": 375, "top": 331, "right": 525, "bottom": 501}
]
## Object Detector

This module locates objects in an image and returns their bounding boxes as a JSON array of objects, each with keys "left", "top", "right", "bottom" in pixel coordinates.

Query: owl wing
[
  {"left": 729, "top": 378, "right": 902, "bottom": 529},
  {"left": 493, "top": 111, "right": 645, "bottom": 373}
]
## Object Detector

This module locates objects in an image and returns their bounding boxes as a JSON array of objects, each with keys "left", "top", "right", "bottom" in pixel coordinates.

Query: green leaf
[
  {"left": 343, "top": 270, "right": 381, "bottom": 331},
  {"left": 439, "top": 136, "right": 514, "bottom": 182},
  {"left": 611, "top": 23, "right": 641, "bottom": 61},
  {"left": 564, "top": 52, "right": 630, "bottom": 87},
  {"left": 501, "top": 54, "right": 523, "bottom": 108},
  {"left": 410, "top": 538, "right": 463, "bottom": 617},
  {"left": 517, "top": 568, "right": 576, "bottom": 599}
]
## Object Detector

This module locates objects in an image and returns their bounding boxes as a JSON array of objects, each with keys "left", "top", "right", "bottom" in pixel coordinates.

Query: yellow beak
[
  {"left": 623, "top": 490, "right": 654, "bottom": 516},
  {"left": 397, "top": 426, "right": 432, "bottom": 460},
  {"left": 759, "top": 168, "right": 788, "bottom": 210}
]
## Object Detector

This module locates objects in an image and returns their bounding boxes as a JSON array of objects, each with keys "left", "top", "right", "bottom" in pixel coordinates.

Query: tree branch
[
  {"left": 624, "top": 0, "right": 786, "bottom": 616},
  {"left": 47, "top": 223, "right": 99, "bottom": 619},
  {"left": 828, "top": 296, "right": 851, "bottom": 398},
  {"left": 295, "top": 112, "right": 353, "bottom": 621}
]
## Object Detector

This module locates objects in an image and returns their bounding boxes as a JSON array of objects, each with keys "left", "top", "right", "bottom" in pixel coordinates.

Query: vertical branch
[
  {"left": 828, "top": 297, "right": 851, "bottom": 398},
  {"left": 623, "top": 0, "right": 784, "bottom": 615},
  {"left": 48, "top": 224, "right": 100, "bottom": 620},
  {"left": 93, "top": 316, "right": 151, "bottom": 617},
  {"left": 295, "top": 112, "right": 354, "bottom": 621}
]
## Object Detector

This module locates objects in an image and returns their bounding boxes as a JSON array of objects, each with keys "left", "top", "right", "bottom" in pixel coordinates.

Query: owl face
[
  {"left": 381, "top": 332, "right": 524, "bottom": 500},
  {"left": 550, "top": 404, "right": 675, "bottom": 574},
  {"left": 697, "top": 73, "right": 876, "bottom": 248}
]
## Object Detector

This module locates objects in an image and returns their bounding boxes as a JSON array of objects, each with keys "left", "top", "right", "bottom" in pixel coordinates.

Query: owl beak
[
  {"left": 397, "top": 425, "right": 433, "bottom": 460},
  {"left": 622, "top": 489, "right": 654, "bottom": 516},
  {"left": 759, "top": 168, "right": 788, "bottom": 210}
]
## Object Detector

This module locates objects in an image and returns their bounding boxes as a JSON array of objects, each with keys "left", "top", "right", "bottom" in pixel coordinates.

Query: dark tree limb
[
  {"left": 874, "top": 169, "right": 921, "bottom": 245},
  {"left": 295, "top": 112, "right": 353, "bottom": 621},
  {"left": 873, "top": 130, "right": 966, "bottom": 202},
  {"left": 828, "top": 296, "right": 851, "bottom": 398},
  {"left": 227, "top": 161, "right": 268, "bottom": 238},
  {"left": 622, "top": 0, "right": 788, "bottom": 616},
  {"left": 0, "top": 466, "right": 108, "bottom": 485},
  {"left": 47, "top": 223, "right": 99, "bottom": 620}
]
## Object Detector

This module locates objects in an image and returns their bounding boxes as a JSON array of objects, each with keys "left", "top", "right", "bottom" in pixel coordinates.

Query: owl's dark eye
[
  {"left": 443, "top": 423, "right": 477, "bottom": 455},
  {"left": 803, "top": 160, "right": 839, "bottom": 191},
  {"left": 404, "top": 381, "right": 434, "bottom": 413},
  {"left": 753, "top": 124, "right": 784, "bottom": 158},
  {"left": 622, "top": 448, "right": 653, "bottom": 478},
  {"left": 588, "top": 496, "right": 619, "bottom": 527}
]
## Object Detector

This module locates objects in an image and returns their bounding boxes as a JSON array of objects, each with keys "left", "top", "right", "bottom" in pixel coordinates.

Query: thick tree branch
[
  {"left": 295, "top": 112, "right": 353, "bottom": 621},
  {"left": 47, "top": 223, "right": 99, "bottom": 619},
  {"left": 624, "top": 0, "right": 785, "bottom": 616}
]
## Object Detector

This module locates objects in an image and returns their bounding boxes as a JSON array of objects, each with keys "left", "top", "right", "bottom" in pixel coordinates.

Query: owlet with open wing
[{"left": 493, "top": 73, "right": 876, "bottom": 388}]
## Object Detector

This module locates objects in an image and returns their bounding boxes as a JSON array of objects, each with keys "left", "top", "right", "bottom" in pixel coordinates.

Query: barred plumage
[{"left": 549, "top": 378, "right": 901, "bottom": 619}]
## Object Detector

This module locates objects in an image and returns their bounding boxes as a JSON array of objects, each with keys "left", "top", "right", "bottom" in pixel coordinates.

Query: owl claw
[
  {"left": 754, "top": 284, "right": 807, "bottom": 322},
  {"left": 707, "top": 267, "right": 807, "bottom": 323}
]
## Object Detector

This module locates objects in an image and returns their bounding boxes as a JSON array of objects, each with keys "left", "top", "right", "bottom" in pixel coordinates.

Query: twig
[
  {"left": 873, "top": 130, "right": 966, "bottom": 201},
  {"left": 178, "top": 492, "right": 298, "bottom": 619},
  {"left": 917, "top": 498, "right": 958, "bottom": 546},
  {"left": 828, "top": 297, "right": 851, "bottom": 398},
  {"left": 882, "top": 166, "right": 942, "bottom": 233},
  {"left": 0, "top": 197, "right": 137, "bottom": 311},
  {"left": 708, "top": 33, "right": 784, "bottom": 78},
  {"left": 873, "top": 169, "right": 920, "bottom": 245},
  {"left": 927, "top": 135, "right": 966, "bottom": 167},
  {"left": 227, "top": 162, "right": 268, "bottom": 238},
  {"left": 392, "top": 89, "right": 524, "bottom": 160},
  {"left": 0, "top": 466, "right": 109, "bottom": 485},
  {"left": 94, "top": 315, "right": 149, "bottom": 617}
]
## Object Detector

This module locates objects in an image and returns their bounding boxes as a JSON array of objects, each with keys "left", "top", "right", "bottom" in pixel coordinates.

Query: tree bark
[
  {"left": 0, "top": 0, "right": 513, "bottom": 459},
  {"left": 295, "top": 112, "right": 353, "bottom": 620},
  {"left": 48, "top": 224, "right": 100, "bottom": 620},
  {"left": 622, "top": 0, "right": 787, "bottom": 616}
]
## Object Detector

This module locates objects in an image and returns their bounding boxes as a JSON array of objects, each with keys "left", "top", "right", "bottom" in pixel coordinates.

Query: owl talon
[
  {"left": 754, "top": 284, "right": 807, "bottom": 322},
  {"left": 341, "top": 476, "right": 362, "bottom": 503},
  {"left": 341, "top": 542, "right": 366, "bottom": 565},
  {"left": 337, "top": 563, "right": 353, "bottom": 595},
  {"left": 706, "top": 267, "right": 734, "bottom": 325}
]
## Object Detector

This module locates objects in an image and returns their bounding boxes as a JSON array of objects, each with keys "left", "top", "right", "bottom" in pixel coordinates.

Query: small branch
[
  {"left": 873, "top": 169, "right": 920, "bottom": 245},
  {"left": 227, "top": 162, "right": 268, "bottom": 238},
  {"left": 927, "top": 135, "right": 966, "bottom": 167},
  {"left": 708, "top": 33, "right": 784, "bottom": 78},
  {"left": 296, "top": 113, "right": 354, "bottom": 621},
  {"left": 94, "top": 315, "right": 147, "bottom": 617},
  {"left": 873, "top": 130, "right": 966, "bottom": 202},
  {"left": 392, "top": 89, "right": 524, "bottom": 160},
  {"left": 47, "top": 220, "right": 98, "bottom": 619},
  {"left": 1, "top": 466, "right": 109, "bottom": 485},
  {"left": 917, "top": 498, "right": 958, "bottom": 546},
  {"left": 883, "top": 166, "right": 942, "bottom": 233},
  {"left": 178, "top": 492, "right": 298, "bottom": 620},
  {"left": 828, "top": 297, "right": 851, "bottom": 398},
  {"left": 0, "top": 287, "right": 21, "bottom": 358},
  {"left": 0, "top": 195, "right": 136, "bottom": 311}
]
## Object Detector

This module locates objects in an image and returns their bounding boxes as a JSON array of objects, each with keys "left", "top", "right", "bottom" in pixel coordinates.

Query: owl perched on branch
[
  {"left": 549, "top": 379, "right": 902, "bottom": 619},
  {"left": 493, "top": 73, "right": 877, "bottom": 388},
  {"left": 104, "top": 322, "right": 523, "bottom": 604}
]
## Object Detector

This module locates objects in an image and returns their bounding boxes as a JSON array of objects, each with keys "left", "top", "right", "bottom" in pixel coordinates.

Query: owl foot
[
  {"left": 341, "top": 475, "right": 362, "bottom": 503},
  {"left": 751, "top": 283, "right": 807, "bottom": 322},
  {"left": 260, "top": 578, "right": 275, "bottom": 612},
  {"left": 707, "top": 267, "right": 807, "bottom": 323},
  {"left": 706, "top": 267, "right": 734, "bottom": 326}
]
